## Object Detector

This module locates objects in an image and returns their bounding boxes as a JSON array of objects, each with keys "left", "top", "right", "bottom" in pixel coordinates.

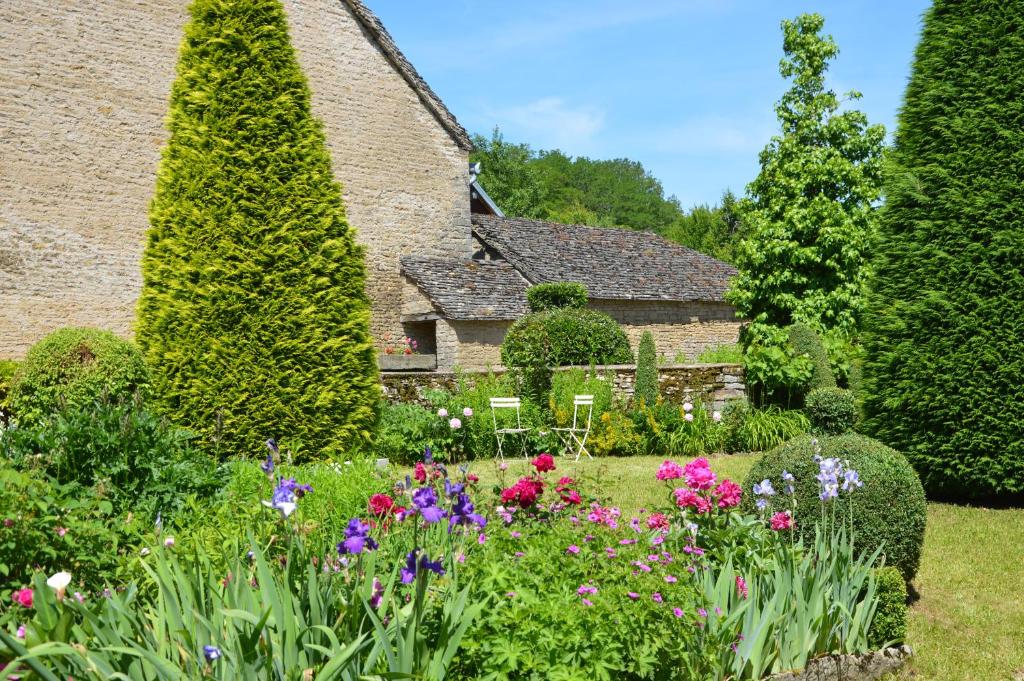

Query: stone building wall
[
  {"left": 434, "top": 319, "right": 510, "bottom": 370},
  {"left": 381, "top": 363, "right": 746, "bottom": 411},
  {"left": 0, "top": 0, "right": 469, "bottom": 359},
  {"left": 589, "top": 299, "right": 741, "bottom": 361}
]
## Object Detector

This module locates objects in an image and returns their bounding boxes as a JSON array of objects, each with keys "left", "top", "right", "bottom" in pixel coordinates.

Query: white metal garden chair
[
  {"left": 552, "top": 394, "right": 594, "bottom": 461},
  {"left": 489, "top": 397, "right": 530, "bottom": 460}
]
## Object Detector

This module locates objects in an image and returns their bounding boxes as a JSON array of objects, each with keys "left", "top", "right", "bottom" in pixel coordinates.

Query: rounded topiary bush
[
  {"left": 805, "top": 387, "right": 857, "bottom": 435},
  {"left": 502, "top": 308, "right": 632, "bottom": 369},
  {"left": 526, "top": 282, "right": 588, "bottom": 312},
  {"left": 8, "top": 328, "right": 150, "bottom": 425},
  {"left": 869, "top": 566, "right": 908, "bottom": 647},
  {"left": 742, "top": 433, "right": 927, "bottom": 582}
]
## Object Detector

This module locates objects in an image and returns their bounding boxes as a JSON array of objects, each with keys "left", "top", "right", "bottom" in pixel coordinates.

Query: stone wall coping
[{"left": 379, "top": 362, "right": 742, "bottom": 378}]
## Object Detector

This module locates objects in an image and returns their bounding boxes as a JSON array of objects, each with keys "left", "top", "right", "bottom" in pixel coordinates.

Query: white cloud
[
  {"left": 481, "top": 97, "right": 606, "bottom": 151},
  {"left": 655, "top": 114, "right": 775, "bottom": 155}
]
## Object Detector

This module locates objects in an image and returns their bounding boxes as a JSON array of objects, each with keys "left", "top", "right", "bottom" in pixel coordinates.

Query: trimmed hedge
[
  {"left": 7, "top": 328, "right": 149, "bottom": 426},
  {"left": 136, "top": 0, "right": 378, "bottom": 458},
  {"left": 861, "top": 1, "right": 1024, "bottom": 499},
  {"left": 526, "top": 282, "right": 588, "bottom": 312},
  {"left": 633, "top": 331, "right": 658, "bottom": 407},
  {"left": 742, "top": 433, "right": 927, "bottom": 582},
  {"left": 787, "top": 323, "right": 835, "bottom": 392},
  {"left": 869, "top": 566, "right": 908, "bottom": 647},
  {"left": 805, "top": 387, "right": 857, "bottom": 435}
]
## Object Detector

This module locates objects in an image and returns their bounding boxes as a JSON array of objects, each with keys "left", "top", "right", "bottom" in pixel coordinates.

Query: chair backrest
[
  {"left": 572, "top": 395, "right": 594, "bottom": 430},
  {"left": 490, "top": 397, "right": 523, "bottom": 430}
]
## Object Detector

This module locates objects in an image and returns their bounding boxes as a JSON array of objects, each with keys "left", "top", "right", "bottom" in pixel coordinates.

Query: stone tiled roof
[
  {"left": 471, "top": 215, "right": 738, "bottom": 303},
  {"left": 343, "top": 1, "right": 473, "bottom": 150},
  {"left": 400, "top": 256, "right": 529, "bottom": 320}
]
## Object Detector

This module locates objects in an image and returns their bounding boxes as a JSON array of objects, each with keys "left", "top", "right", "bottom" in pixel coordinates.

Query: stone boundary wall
[
  {"left": 767, "top": 645, "right": 912, "bottom": 681},
  {"left": 380, "top": 363, "right": 745, "bottom": 410}
]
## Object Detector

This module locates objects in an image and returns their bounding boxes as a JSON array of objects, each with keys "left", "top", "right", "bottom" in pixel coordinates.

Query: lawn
[{"left": 457, "top": 453, "right": 1024, "bottom": 681}]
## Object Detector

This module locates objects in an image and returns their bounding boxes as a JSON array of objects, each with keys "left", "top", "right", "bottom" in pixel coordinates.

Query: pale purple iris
[
  {"left": 337, "top": 518, "right": 378, "bottom": 555},
  {"left": 842, "top": 469, "right": 863, "bottom": 491},
  {"left": 203, "top": 645, "right": 221, "bottom": 662},
  {"left": 260, "top": 452, "right": 274, "bottom": 476},
  {"left": 448, "top": 493, "right": 486, "bottom": 531},
  {"left": 262, "top": 477, "right": 312, "bottom": 518}
]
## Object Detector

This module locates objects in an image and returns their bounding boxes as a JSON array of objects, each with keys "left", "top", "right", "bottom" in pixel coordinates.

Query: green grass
[{"left": 452, "top": 453, "right": 1024, "bottom": 680}]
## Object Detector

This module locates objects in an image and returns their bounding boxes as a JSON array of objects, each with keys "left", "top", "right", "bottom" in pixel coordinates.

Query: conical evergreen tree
[
  {"left": 137, "top": 0, "right": 378, "bottom": 457},
  {"left": 633, "top": 331, "right": 658, "bottom": 408},
  {"left": 862, "top": 1, "right": 1024, "bottom": 499}
]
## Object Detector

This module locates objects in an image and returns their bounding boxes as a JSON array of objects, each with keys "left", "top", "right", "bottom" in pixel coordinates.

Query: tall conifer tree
[
  {"left": 137, "top": 0, "right": 378, "bottom": 457},
  {"left": 862, "top": 1, "right": 1024, "bottom": 498}
]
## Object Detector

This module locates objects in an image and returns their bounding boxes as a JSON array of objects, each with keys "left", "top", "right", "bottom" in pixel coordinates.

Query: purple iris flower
[
  {"left": 449, "top": 493, "right": 486, "bottom": 531},
  {"left": 203, "top": 645, "right": 221, "bottom": 662},
  {"left": 842, "top": 469, "right": 863, "bottom": 491},
  {"left": 400, "top": 550, "right": 446, "bottom": 584},
  {"left": 266, "top": 438, "right": 279, "bottom": 454},
  {"left": 337, "top": 518, "right": 378, "bottom": 555},
  {"left": 260, "top": 452, "right": 275, "bottom": 476},
  {"left": 277, "top": 477, "right": 313, "bottom": 499},
  {"left": 444, "top": 478, "right": 465, "bottom": 498},
  {"left": 412, "top": 487, "right": 446, "bottom": 524},
  {"left": 369, "top": 576, "right": 385, "bottom": 608},
  {"left": 424, "top": 446, "right": 433, "bottom": 464}
]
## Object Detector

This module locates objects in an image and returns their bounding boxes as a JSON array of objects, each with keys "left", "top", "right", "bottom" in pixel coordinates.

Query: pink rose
[{"left": 12, "top": 588, "right": 33, "bottom": 609}]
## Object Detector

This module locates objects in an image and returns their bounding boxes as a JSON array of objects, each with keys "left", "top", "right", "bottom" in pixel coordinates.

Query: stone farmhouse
[{"left": 0, "top": 0, "right": 739, "bottom": 370}]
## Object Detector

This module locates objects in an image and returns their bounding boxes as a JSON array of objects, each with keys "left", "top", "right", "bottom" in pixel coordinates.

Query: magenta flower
[
  {"left": 735, "top": 575, "right": 748, "bottom": 599},
  {"left": 656, "top": 460, "right": 684, "bottom": 481},
  {"left": 683, "top": 458, "right": 717, "bottom": 490},
  {"left": 713, "top": 479, "right": 743, "bottom": 509},
  {"left": 652, "top": 592, "right": 663, "bottom": 603},
  {"left": 627, "top": 591, "right": 640, "bottom": 600},
  {"left": 510, "top": 530, "right": 521, "bottom": 539},
  {"left": 566, "top": 545, "right": 580, "bottom": 555},
  {"left": 664, "top": 575, "right": 677, "bottom": 584},
  {"left": 770, "top": 511, "right": 794, "bottom": 531},
  {"left": 577, "top": 585, "right": 598, "bottom": 595},
  {"left": 582, "top": 598, "right": 594, "bottom": 606},
  {"left": 673, "top": 607, "right": 684, "bottom": 618}
]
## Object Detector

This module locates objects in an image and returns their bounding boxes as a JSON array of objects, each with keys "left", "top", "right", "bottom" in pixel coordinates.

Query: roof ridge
[{"left": 341, "top": 0, "right": 472, "bottom": 151}]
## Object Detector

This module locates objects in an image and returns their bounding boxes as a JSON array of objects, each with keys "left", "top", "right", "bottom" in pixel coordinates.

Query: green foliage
[
  {"left": 7, "top": 328, "right": 149, "bottom": 427},
  {"left": 787, "top": 323, "right": 835, "bottom": 392},
  {"left": 0, "top": 359, "right": 18, "bottom": 423},
  {"left": 633, "top": 331, "right": 659, "bottom": 407},
  {"left": 633, "top": 398, "right": 726, "bottom": 457},
  {"left": 1, "top": 398, "right": 224, "bottom": 519},
  {"left": 805, "top": 387, "right": 857, "bottom": 436},
  {"left": 696, "top": 343, "right": 744, "bottom": 364},
  {"left": 743, "top": 433, "right": 928, "bottom": 581},
  {"left": 869, "top": 566, "right": 908, "bottom": 648},
  {"left": 526, "top": 282, "right": 588, "bottom": 312},
  {"left": 375, "top": 402, "right": 445, "bottom": 466},
  {"left": 723, "top": 402, "right": 809, "bottom": 453},
  {"left": 728, "top": 14, "right": 884, "bottom": 342},
  {"left": 548, "top": 367, "right": 613, "bottom": 428},
  {"left": 501, "top": 309, "right": 632, "bottom": 399},
  {"left": 861, "top": 1, "right": 1024, "bottom": 500},
  {"left": 661, "top": 190, "right": 748, "bottom": 263},
  {"left": 741, "top": 326, "right": 814, "bottom": 405},
  {"left": 589, "top": 410, "right": 644, "bottom": 457},
  {"left": 470, "top": 128, "right": 547, "bottom": 219},
  {"left": 136, "top": 0, "right": 378, "bottom": 459},
  {"left": 0, "top": 463, "right": 126, "bottom": 595}
]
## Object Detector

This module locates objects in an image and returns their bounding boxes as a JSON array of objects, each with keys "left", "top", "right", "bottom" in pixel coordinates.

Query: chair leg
[{"left": 495, "top": 433, "right": 504, "bottom": 461}]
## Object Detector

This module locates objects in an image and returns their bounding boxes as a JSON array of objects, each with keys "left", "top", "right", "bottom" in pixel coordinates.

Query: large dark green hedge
[
  {"left": 136, "top": 0, "right": 378, "bottom": 458},
  {"left": 861, "top": 1, "right": 1024, "bottom": 499},
  {"left": 8, "top": 328, "right": 149, "bottom": 426},
  {"left": 742, "top": 433, "right": 927, "bottom": 582}
]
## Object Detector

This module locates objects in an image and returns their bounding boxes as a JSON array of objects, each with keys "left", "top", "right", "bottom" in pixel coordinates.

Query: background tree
[
  {"left": 728, "top": 13, "right": 885, "bottom": 342},
  {"left": 137, "top": 0, "right": 378, "bottom": 457},
  {"left": 470, "top": 128, "right": 547, "bottom": 219},
  {"left": 633, "top": 331, "right": 659, "bottom": 408},
  {"left": 861, "top": 1, "right": 1024, "bottom": 499}
]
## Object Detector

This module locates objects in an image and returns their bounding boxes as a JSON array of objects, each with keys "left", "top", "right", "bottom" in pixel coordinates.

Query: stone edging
[{"left": 767, "top": 645, "right": 913, "bottom": 681}]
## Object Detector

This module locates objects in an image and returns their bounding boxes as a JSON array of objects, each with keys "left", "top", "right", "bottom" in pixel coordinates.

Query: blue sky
[{"left": 373, "top": 1, "right": 931, "bottom": 209}]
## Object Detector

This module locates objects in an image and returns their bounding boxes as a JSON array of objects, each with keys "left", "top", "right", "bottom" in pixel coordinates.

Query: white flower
[
  {"left": 164, "top": 536, "right": 175, "bottom": 548},
  {"left": 262, "top": 499, "right": 297, "bottom": 518},
  {"left": 712, "top": 411, "right": 722, "bottom": 422},
  {"left": 684, "top": 413, "right": 694, "bottom": 422},
  {"left": 449, "top": 417, "right": 462, "bottom": 430},
  {"left": 463, "top": 407, "right": 473, "bottom": 417},
  {"left": 437, "top": 408, "right": 449, "bottom": 418},
  {"left": 47, "top": 571, "right": 72, "bottom": 598},
  {"left": 140, "top": 547, "right": 151, "bottom": 557},
  {"left": 683, "top": 402, "right": 693, "bottom": 413}
]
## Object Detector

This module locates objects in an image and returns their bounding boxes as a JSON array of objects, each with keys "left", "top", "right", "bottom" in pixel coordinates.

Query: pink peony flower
[
  {"left": 713, "top": 479, "right": 743, "bottom": 509},
  {"left": 712, "top": 411, "right": 722, "bottom": 422},
  {"left": 684, "top": 458, "right": 717, "bottom": 490},
  {"left": 56, "top": 527, "right": 68, "bottom": 538},
  {"left": 684, "top": 412, "right": 694, "bottom": 422},
  {"left": 656, "top": 460, "right": 684, "bottom": 481},
  {"left": 449, "top": 418, "right": 462, "bottom": 430},
  {"left": 673, "top": 488, "right": 711, "bottom": 514},
  {"left": 770, "top": 511, "right": 794, "bottom": 531},
  {"left": 12, "top": 588, "right": 33, "bottom": 609},
  {"left": 463, "top": 407, "right": 473, "bottom": 417},
  {"left": 437, "top": 408, "right": 448, "bottom": 418},
  {"left": 413, "top": 462, "right": 427, "bottom": 483},
  {"left": 368, "top": 493, "right": 395, "bottom": 516},
  {"left": 683, "top": 402, "right": 694, "bottom": 413}
]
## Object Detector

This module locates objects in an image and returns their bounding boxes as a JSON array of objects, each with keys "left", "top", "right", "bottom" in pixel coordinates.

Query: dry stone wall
[
  {"left": 590, "top": 299, "right": 742, "bottom": 361},
  {"left": 380, "top": 363, "right": 745, "bottom": 411},
  {"left": 0, "top": 0, "right": 469, "bottom": 358}
]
